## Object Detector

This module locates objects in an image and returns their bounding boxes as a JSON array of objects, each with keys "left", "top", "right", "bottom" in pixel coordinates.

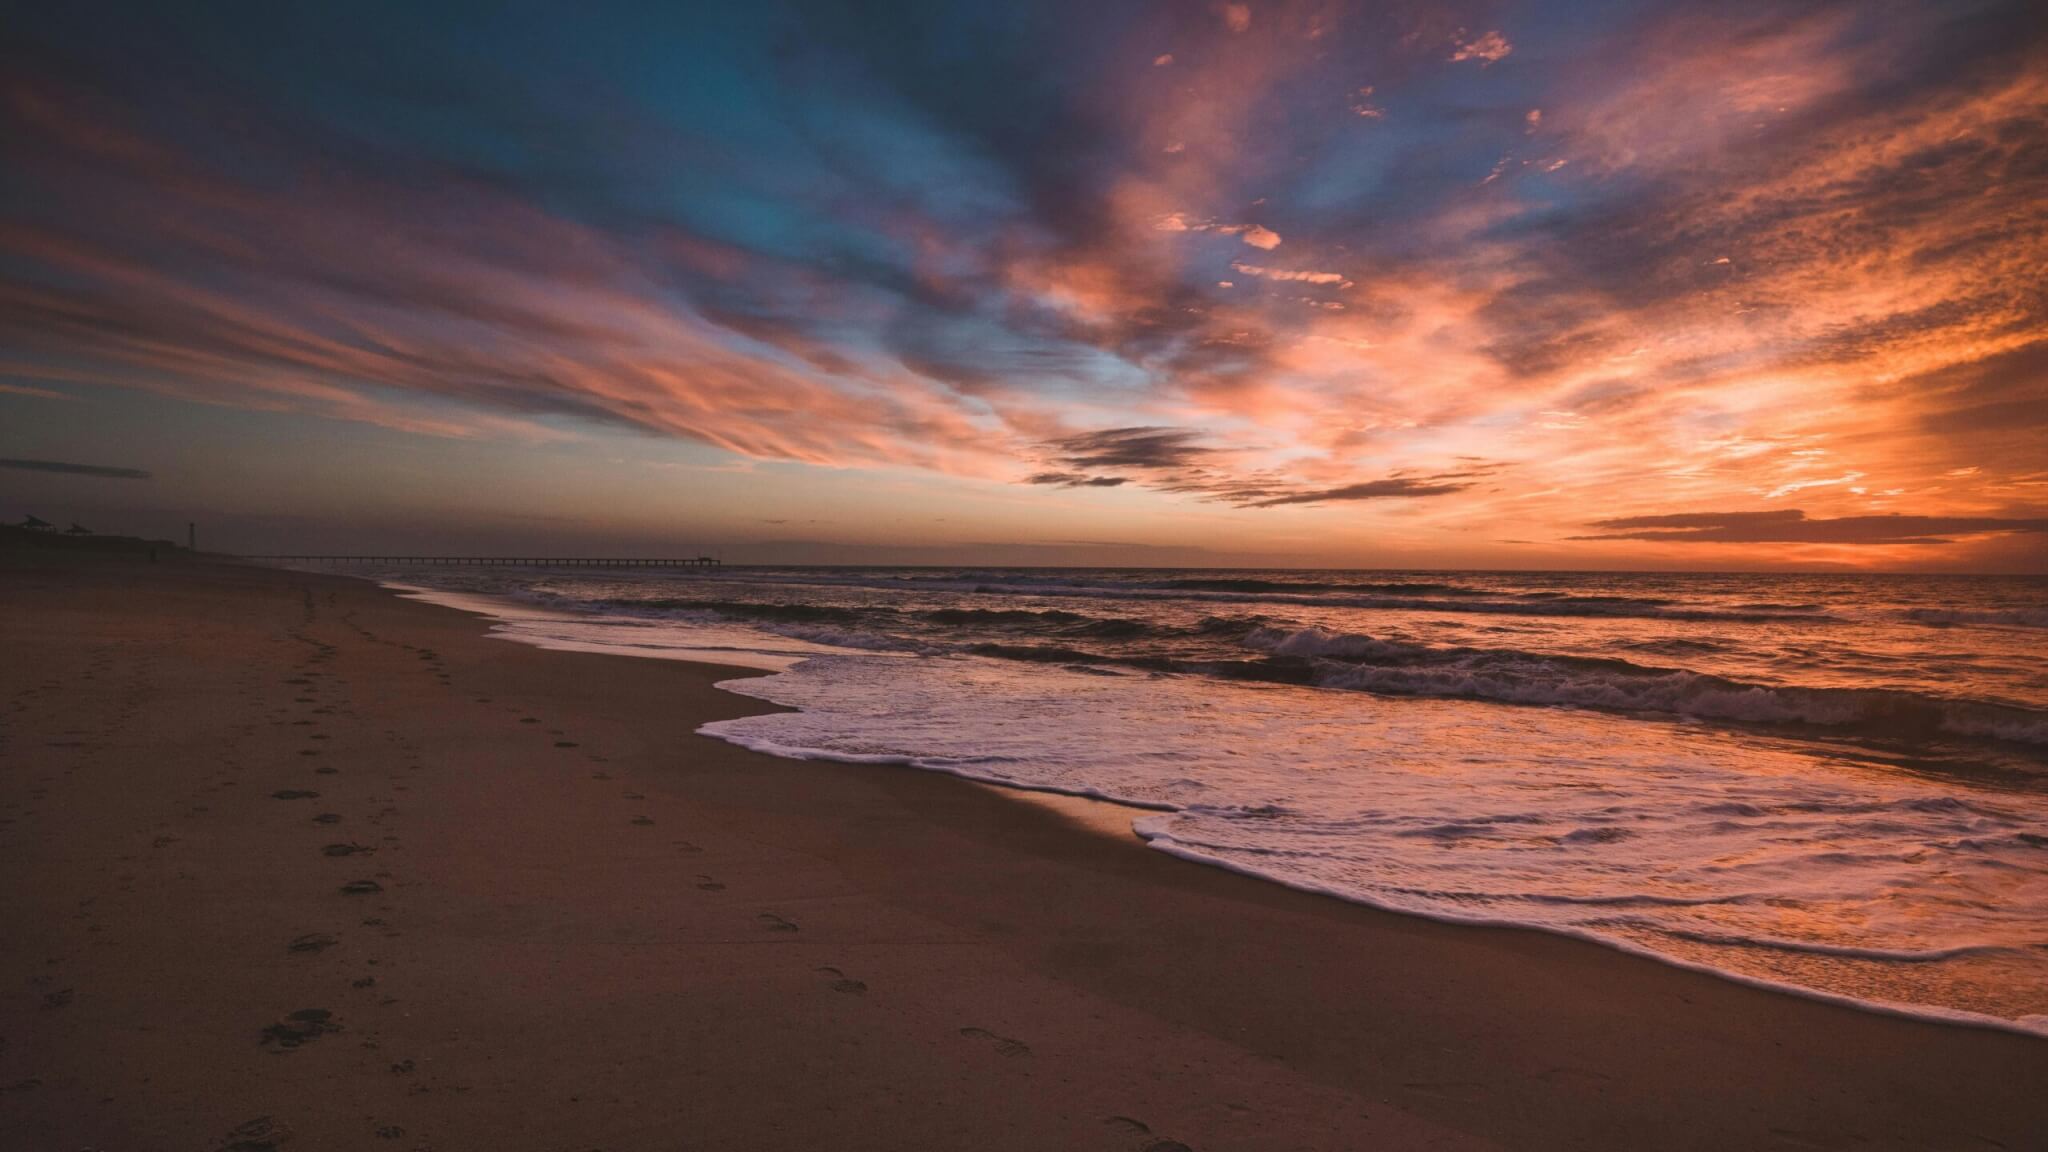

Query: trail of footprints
[
  {"left": 223, "top": 587, "right": 421, "bottom": 1147},
  {"left": 224, "top": 583, "right": 1191, "bottom": 1150},
  {"left": 243, "top": 585, "right": 639, "bottom": 1146}
]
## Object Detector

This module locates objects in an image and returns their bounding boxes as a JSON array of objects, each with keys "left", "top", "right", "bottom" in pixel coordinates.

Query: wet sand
[{"left": 2, "top": 553, "right": 2044, "bottom": 1151}]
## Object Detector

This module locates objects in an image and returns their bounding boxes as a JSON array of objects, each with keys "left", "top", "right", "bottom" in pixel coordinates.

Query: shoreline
[
  {"left": 397, "top": 573, "right": 2048, "bottom": 1040},
  {"left": 5, "top": 553, "right": 2045, "bottom": 1150}
]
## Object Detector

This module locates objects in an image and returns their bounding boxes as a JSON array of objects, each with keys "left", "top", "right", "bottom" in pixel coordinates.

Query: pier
[{"left": 240, "top": 555, "right": 721, "bottom": 568}]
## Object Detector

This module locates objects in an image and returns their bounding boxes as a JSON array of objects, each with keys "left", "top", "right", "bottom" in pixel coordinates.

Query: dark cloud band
[
  {"left": 1575, "top": 511, "right": 2048, "bottom": 545},
  {"left": 0, "top": 458, "right": 151, "bottom": 480}
]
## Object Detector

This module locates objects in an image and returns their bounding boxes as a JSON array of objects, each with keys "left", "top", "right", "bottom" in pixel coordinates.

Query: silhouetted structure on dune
[
  {"left": 1, "top": 521, "right": 187, "bottom": 558},
  {"left": 242, "top": 554, "right": 722, "bottom": 568}
]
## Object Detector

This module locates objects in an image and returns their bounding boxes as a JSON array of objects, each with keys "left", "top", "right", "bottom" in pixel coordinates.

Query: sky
[{"left": 2, "top": 0, "right": 2045, "bottom": 570}]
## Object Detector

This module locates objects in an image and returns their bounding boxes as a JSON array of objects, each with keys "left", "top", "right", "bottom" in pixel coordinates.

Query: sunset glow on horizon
[{"left": 3, "top": 0, "right": 2044, "bottom": 570}]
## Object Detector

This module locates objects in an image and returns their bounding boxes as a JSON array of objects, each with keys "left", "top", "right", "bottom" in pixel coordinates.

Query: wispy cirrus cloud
[
  {"left": 0, "top": 382, "right": 77, "bottom": 400},
  {"left": 0, "top": 457, "right": 151, "bottom": 480},
  {"left": 1026, "top": 471, "right": 1130, "bottom": 488},
  {"left": 1249, "top": 475, "right": 1479, "bottom": 508}
]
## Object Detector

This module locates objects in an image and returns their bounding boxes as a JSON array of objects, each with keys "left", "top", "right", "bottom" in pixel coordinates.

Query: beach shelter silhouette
[{"left": 20, "top": 514, "right": 53, "bottom": 531}]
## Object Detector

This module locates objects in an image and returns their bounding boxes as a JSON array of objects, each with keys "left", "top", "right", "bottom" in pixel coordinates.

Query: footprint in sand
[
  {"left": 314, "top": 766, "right": 339, "bottom": 775},
  {"left": 1103, "top": 1117, "right": 1194, "bottom": 1152},
  {"left": 323, "top": 843, "right": 372, "bottom": 857},
  {"left": 630, "top": 815, "right": 655, "bottom": 826},
  {"left": 260, "top": 1008, "right": 340, "bottom": 1049},
  {"left": 271, "top": 790, "right": 320, "bottom": 800},
  {"left": 216, "top": 1116, "right": 292, "bottom": 1152},
  {"left": 554, "top": 741, "right": 579, "bottom": 748},
  {"left": 286, "top": 933, "right": 337, "bottom": 953},
  {"left": 41, "top": 987, "right": 74, "bottom": 1009},
  {"left": 757, "top": 913, "right": 799, "bottom": 933},
  {"left": 673, "top": 841, "right": 703, "bottom": 854},
  {"left": 959, "top": 1027, "right": 1030, "bottom": 1057},
  {"left": 375, "top": 1125, "right": 405, "bottom": 1140},
  {"left": 313, "top": 813, "right": 342, "bottom": 825},
  {"left": 815, "top": 966, "right": 867, "bottom": 994},
  {"left": 695, "top": 875, "right": 726, "bottom": 891},
  {"left": 339, "top": 880, "right": 383, "bottom": 895}
]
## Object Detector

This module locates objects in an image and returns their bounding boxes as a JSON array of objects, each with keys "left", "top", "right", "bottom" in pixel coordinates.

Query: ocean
[{"left": 352, "top": 564, "right": 2048, "bottom": 1031}]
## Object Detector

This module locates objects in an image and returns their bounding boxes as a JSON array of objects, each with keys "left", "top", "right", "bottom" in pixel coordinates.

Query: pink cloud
[
  {"left": 1229, "top": 261, "right": 1348, "bottom": 286},
  {"left": 0, "top": 83, "right": 1022, "bottom": 477},
  {"left": 1450, "top": 30, "right": 1512, "bottom": 66}
]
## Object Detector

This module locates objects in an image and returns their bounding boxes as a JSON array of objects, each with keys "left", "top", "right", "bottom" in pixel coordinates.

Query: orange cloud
[
  {"left": 3, "top": 3, "right": 2041, "bottom": 570},
  {"left": 1450, "top": 30, "right": 1512, "bottom": 66}
]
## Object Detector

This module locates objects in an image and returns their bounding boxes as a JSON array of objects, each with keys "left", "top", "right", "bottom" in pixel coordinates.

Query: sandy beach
[{"left": 3, "top": 553, "right": 2045, "bottom": 1151}]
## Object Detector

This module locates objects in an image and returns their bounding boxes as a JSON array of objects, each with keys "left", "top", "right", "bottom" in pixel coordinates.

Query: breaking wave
[{"left": 1243, "top": 626, "right": 2048, "bottom": 747}]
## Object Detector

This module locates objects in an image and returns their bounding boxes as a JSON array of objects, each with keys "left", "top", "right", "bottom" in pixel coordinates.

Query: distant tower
[{"left": 188, "top": 522, "right": 195, "bottom": 551}]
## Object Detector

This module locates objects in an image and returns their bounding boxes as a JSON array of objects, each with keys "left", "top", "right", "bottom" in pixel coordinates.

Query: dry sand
[{"left": 2, "top": 553, "right": 2044, "bottom": 1151}]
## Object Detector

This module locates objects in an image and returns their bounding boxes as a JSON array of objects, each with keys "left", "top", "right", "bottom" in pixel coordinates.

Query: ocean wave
[
  {"left": 604, "top": 596, "right": 879, "bottom": 625},
  {"left": 923, "top": 607, "right": 1090, "bottom": 626},
  {"left": 747, "top": 568, "right": 1839, "bottom": 622},
  {"left": 1617, "top": 636, "right": 1732, "bottom": 656},
  {"left": 1243, "top": 626, "right": 2048, "bottom": 747},
  {"left": 934, "top": 621, "right": 2048, "bottom": 748},
  {"left": 967, "top": 642, "right": 1111, "bottom": 664},
  {"left": 1902, "top": 607, "right": 2048, "bottom": 629},
  {"left": 949, "top": 581, "right": 1835, "bottom": 622},
  {"left": 759, "top": 623, "right": 922, "bottom": 652},
  {"left": 1153, "top": 577, "right": 1489, "bottom": 596}
]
